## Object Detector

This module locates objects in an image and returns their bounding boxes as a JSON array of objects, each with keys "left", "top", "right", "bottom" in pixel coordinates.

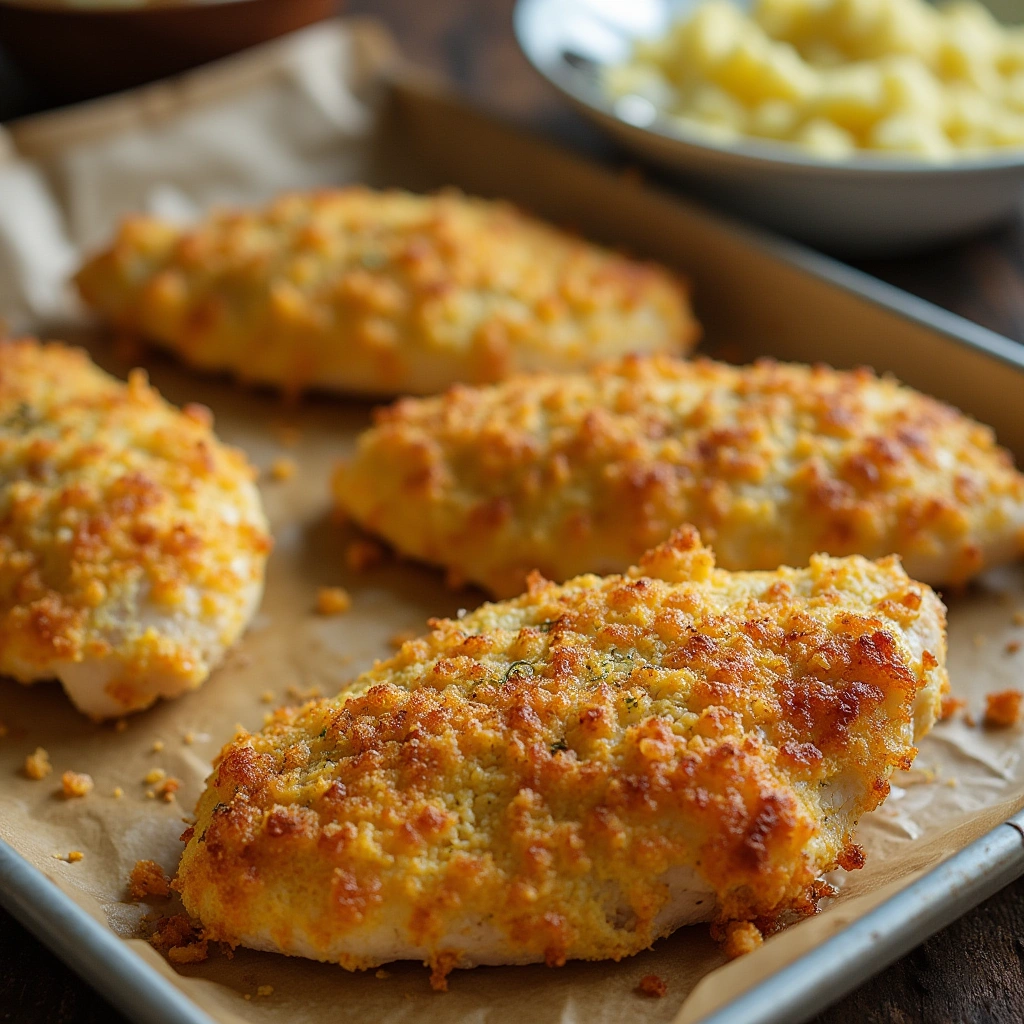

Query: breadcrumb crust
[
  {"left": 75, "top": 188, "right": 699, "bottom": 397},
  {"left": 0, "top": 339, "right": 271, "bottom": 716},
  {"left": 176, "top": 528, "right": 946, "bottom": 983},
  {"left": 336, "top": 355, "right": 1024, "bottom": 595}
]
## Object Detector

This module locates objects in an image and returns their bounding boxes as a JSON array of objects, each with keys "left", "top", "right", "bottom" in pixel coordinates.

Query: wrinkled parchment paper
[{"left": 1, "top": 20, "right": 1023, "bottom": 1024}]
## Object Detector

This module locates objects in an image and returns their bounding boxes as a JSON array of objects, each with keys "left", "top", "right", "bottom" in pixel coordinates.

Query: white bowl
[{"left": 513, "top": 0, "right": 1024, "bottom": 256}]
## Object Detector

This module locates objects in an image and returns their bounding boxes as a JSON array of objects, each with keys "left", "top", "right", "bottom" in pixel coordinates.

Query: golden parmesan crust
[
  {"left": 75, "top": 188, "right": 698, "bottom": 397},
  {"left": 0, "top": 339, "right": 271, "bottom": 717},
  {"left": 335, "top": 355, "right": 1024, "bottom": 595},
  {"left": 176, "top": 528, "right": 946, "bottom": 980}
]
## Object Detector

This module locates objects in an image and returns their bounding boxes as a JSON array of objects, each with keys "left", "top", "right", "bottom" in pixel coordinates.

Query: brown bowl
[{"left": 0, "top": 0, "right": 342, "bottom": 106}]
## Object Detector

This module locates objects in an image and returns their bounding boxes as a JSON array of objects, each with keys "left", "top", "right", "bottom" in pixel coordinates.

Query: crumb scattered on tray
[
  {"left": 719, "top": 920, "right": 764, "bottom": 959},
  {"left": 984, "top": 689, "right": 1023, "bottom": 728},
  {"left": 261, "top": 690, "right": 275, "bottom": 704},
  {"left": 112, "top": 786, "right": 124, "bottom": 799},
  {"left": 257, "top": 985, "right": 274, "bottom": 997},
  {"left": 23, "top": 747, "right": 52, "bottom": 780},
  {"left": 151, "top": 740, "right": 164, "bottom": 753},
  {"left": 129, "top": 860, "right": 171, "bottom": 900},
  {"left": 939, "top": 694, "right": 967, "bottom": 721},
  {"left": 973, "top": 633, "right": 988, "bottom": 648},
  {"left": 67, "top": 851, "right": 84, "bottom": 863},
  {"left": 144, "top": 768, "right": 166, "bottom": 785},
  {"left": 183, "top": 731, "right": 195, "bottom": 745},
  {"left": 61, "top": 770, "right": 94, "bottom": 798},
  {"left": 1007, "top": 641, "right": 1022, "bottom": 655},
  {"left": 1014, "top": 610, "right": 1024, "bottom": 626},
  {"left": 315, "top": 586, "right": 351, "bottom": 616},
  {"left": 636, "top": 974, "right": 667, "bottom": 998},
  {"left": 268, "top": 456, "right": 297, "bottom": 482},
  {"left": 114, "top": 719, "right": 128, "bottom": 733},
  {"left": 157, "top": 777, "right": 181, "bottom": 803},
  {"left": 375, "top": 969, "right": 390, "bottom": 979},
  {"left": 346, "top": 538, "right": 386, "bottom": 572},
  {"left": 151, "top": 914, "right": 208, "bottom": 964}
]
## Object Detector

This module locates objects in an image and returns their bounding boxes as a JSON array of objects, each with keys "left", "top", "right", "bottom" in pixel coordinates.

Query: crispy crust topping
[
  {"left": 0, "top": 339, "right": 270, "bottom": 712},
  {"left": 336, "top": 355, "right": 1024, "bottom": 595},
  {"left": 75, "top": 188, "right": 698, "bottom": 397},
  {"left": 176, "top": 529, "right": 946, "bottom": 976}
]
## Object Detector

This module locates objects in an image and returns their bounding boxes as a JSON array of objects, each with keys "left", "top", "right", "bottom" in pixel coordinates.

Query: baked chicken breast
[
  {"left": 336, "top": 355, "right": 1024, "bottom": 596},
  {"left": 0, "top": 339, "right": 270, "bottom": 718},
  {"left": 75, "top": 188, "right": 698, "bottom": 397},
  {"left": 176, "top": 528, "right": 946, "bottom": 985}
]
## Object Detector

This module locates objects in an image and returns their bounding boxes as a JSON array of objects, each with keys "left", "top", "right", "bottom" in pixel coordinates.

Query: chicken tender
[
  {"left": 75, "top": 189, "right": 698, "bottom": 397},
  {"left": 175, "top": 528, "right": 946, "bottom": 984},
  {"left": 335, "top": 355, "right": 1024, "bottom": 596},
  {"left": 0, "top": 339, "right": 271, "bottom": 717}
]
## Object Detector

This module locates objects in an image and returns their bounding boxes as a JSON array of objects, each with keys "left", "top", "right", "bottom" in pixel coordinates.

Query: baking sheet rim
[{"left": 4, "top": 811, "right": 1024, "bottom": 1024}]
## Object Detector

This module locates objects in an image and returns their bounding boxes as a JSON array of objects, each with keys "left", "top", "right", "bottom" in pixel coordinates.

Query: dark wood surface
[{"left": 3, "top": 1, "right": 1024, "bottom": 1021}]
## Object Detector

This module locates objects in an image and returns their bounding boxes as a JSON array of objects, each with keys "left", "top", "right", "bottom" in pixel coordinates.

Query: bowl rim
[{"left": 513, "top": 0, "right": 1024, "bottom": 177}]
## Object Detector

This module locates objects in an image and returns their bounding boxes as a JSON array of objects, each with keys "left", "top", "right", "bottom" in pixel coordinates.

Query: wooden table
[{"left": 3, "top": 2, "right": 1024, "bottom": 1021}]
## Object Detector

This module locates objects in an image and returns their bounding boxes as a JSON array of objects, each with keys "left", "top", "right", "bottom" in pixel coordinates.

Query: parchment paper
[{"left": 0, "top": 19, "right": 1023, "bottom": 1024}]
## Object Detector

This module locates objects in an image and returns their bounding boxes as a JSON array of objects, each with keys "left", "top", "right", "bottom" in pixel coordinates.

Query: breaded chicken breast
[
  {"left": 0, "top": 339, "right": 271, "bottom": 718},
  {"left": 336, "top": 355, "right": 1024, "bottom": 596},
  {"left": 176, "top": 528, "right": 946, "bottom": 985},
  {"left": 74, "top": 189, "right": 698, "bottom": 397}
]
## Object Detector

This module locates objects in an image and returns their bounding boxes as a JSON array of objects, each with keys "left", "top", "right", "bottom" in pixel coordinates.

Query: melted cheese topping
[
  {"left": 75, "top": 188, "right": 698, "bottom": 397},
  {"left": 176, "top": 528, "right": 946, "bottom": 982},
  {"left": 0, "top": 339, "right": 271, "bottom": 715},
  {"left": 336, "top": 355, "right": 1024, "bottom": 595}
]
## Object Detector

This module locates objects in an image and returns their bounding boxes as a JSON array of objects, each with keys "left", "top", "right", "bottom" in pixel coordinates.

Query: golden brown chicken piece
[
  {"left": 335, "top": 355, "right": 1024, "bottom": 596},
  {"left": 0, "top": 339, "right": 270, "bottom": 717},
  {"left": 75, "top": 188, "right": 698, "bottom": 397},
  {"left": 175, "top": 528, "right": 946, "bottom": 986}
]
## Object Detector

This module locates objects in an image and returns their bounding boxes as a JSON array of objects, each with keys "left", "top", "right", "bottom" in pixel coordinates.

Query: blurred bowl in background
[
  {"left": 513, "top": 0, "right": 1024, "bottom": 257},
  {"left": 0, "top": 0, "right": 342, "bottom": 107}
]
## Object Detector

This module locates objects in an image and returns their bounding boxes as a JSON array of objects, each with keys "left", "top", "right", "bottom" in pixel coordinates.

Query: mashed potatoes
[{"left": 605, "top": 0, "right": 1024, "bottom": 160}]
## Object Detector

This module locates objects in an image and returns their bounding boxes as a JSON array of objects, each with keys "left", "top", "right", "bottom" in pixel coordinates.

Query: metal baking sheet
[{"left": 2, "top": 32, "right": 1024, "bottom": 1024}]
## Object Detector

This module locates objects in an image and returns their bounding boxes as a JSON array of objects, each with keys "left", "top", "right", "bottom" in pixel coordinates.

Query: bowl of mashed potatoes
[{"left": 515, "top": 0, "right": 1024, "bottom": 253}]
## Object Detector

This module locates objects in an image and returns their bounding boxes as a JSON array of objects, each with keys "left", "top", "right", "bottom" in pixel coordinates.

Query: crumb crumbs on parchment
[
  {"left": 1014, "top": 610, "right": 1024, "bottom": 626},
  {"left": 946, "top": 777, "right": 959, "bottom": 788},
  {"left": 23, "top": 747, "right": 52, "bottom": 780},
  {"left": 261, "top": 690, "right": 275, "bottom": 704},
  {"left": 129, "top": 860, "right": 171, "bottom": 900},
  {"left": 257, "top": 986, "right": 274, "bottom": 997},
  {"left": 939, "top": 694, "right": 967, "bottom": 721},
  {"left": 183, "top": 731, "right": 195, "bottom": 745},
  {"left": 1007, "top": 641, "right": 1022, "bottom": 655},
  {"left": 375, "top": 969, "right": 390, "bottom": 979},
  {"left": 144, "top": 768, "right": 166, "bottom": 785},
  {"left": 150, "top": 914, "right": 208, "bottom": 964},
  {"left": 157, "top": 778, "right": 180, "bottom": 803},
  {"left": 268, "top": 456, "right": 297, "bottom": 482},
  {"left": 114, "top": 719, "right": 128, "bottom": 733},
  {"left": 316, "top": 586, "right": 352, "bottom": 616},
  {"left": 718, "top": 920, "right": 764, "bottom": 960},
  {"left": 389, "top": 629, "right": 418, "bottom": 650},
  {"left": 964, "top": 713, "right": 977, "bottom": 727},
  {"left": 151, "top": 740, "right": 164, "bottom": 753},
  {"left": 61, "top": 770, "right": 94, "bottom": 798},
  {"left": 112, "top": 787, "right": 124, "bottom": 799},
  {"left": 347, "top": 538, "right": 386, "bottom": 572},
  {"left": 973, "top": 633, "right": 988, "bottom": 648},
  {"left": 53, "top": 851, "right": 84, "bottom": 863},
  {"left": 984, "top": 689, "right": 1024, "bottom": 728},
  {"left": 636, "top": 974, "right": 668, "bottom": 998}
]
